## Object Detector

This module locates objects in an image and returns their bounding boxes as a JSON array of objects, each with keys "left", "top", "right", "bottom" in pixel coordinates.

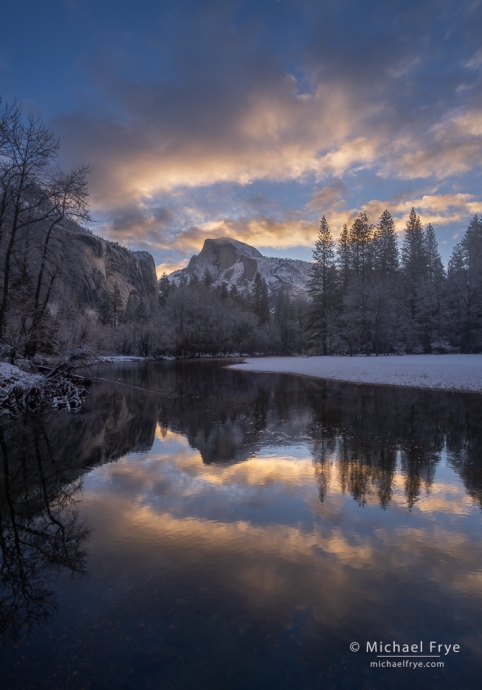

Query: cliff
[
  {"left": 167, "top": 237, "right": 311, "bottom": 299},
  {"left": 67, "top": 230, "right": 159, "bottom": 312}
]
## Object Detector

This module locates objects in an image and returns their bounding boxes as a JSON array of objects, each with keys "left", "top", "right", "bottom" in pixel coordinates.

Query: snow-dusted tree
[
  {"left": 421, "top": 223, "right": 446, "bottom": 350},
  {"left": 135, "top": 298, "right": 149, "bottom": 322},
  {"left": 202, "top": 267, "right": 213, "bottom": 287},
  {"left": 158, "top": 272, "right": 172, "bottom": 305},
  {"left": 369, "top": 210, "right": 400, "bottom": 354},
  {"left": 307, "top": 216, "right": 337, "bottom": 354},
  {"left": 400, "top": 208, "right": 428, "bottom": 352},
  {"left": 349, "top": 212, "right": 373, "bottom": 280},
  {"left": 97, "top": 283, "right": 123, "bottom": 329},
  {"left": 250, "top": 272, "right": 270, "bottom": 325},
  {"left": 401, "top": 208, "right": 427, "bottom": 282},
  {"left": 337, "top": 223, "right": 350, "bottom": 290},
  {"left": 446, "top": 215, "right": 482, "bottom": 352},
  {"left": 340, "top": 213, "right": 375, "bottom": 355},
  {"left": 0, "top": 98, "right": 90, "bottom": 352},
  {"left": 373, "top": 210, "right": 399, "bottom": 280},
  {"left": 275, "top": 285, "right": 302, "bottom": 353}
]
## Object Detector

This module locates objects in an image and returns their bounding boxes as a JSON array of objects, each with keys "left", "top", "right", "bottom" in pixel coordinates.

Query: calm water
[{"left": 1, "top": 359, "right": 482, "bottom": 690}]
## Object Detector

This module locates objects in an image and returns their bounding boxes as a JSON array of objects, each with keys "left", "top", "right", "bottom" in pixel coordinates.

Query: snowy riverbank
[
  {"left": 0, "top": 361, "right": 87, "bottom": 416},
  {"left": 229, "top": 355, "right": 482, "bottom": 393},
  {"left": 0, "top": 362, "right": 43, "bottom": 390}
]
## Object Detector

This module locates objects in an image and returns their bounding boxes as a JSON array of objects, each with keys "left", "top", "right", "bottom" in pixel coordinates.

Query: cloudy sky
[{"left": 2, "top": 0, "right": 481, "bottom": 273}]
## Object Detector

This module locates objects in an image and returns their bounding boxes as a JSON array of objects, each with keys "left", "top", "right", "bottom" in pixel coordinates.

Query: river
[{"left": 1, "top": 359, "right": 481, "bottom": 689}]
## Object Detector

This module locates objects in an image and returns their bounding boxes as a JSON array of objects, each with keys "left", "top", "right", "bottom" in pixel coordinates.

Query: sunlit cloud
[
  {"left": 156, "top": 259, "right": 189, "bottom": 278},
  {"left": 32, "top": 0, "right": 481, "bottom": 264}
]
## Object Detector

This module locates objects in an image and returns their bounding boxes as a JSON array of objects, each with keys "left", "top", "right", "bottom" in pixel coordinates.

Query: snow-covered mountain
[{"left": 166, "top": 237, "right": 311, "bottom": 299}]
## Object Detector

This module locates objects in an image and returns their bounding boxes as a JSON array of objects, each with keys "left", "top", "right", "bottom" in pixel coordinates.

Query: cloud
[
  {"left": 307, "top": 180, "right": 347, "bottom": 211},
  {"left": 465, "top": 48, "right": 482, "bottom": 69},
  {"left": 315, "top": 191, "right": 482, "bottom": 241},
  {"left": 45, "top": 0, "right": 482, "bottom": 261},
  {"left": 156, "top": 258, "right": 189, "bottom": 278}
]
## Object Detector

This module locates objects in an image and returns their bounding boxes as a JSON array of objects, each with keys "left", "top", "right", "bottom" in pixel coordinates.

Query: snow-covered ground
[
  {"left": 229, "top": 355, "right": 482, "bottom": 393},
  {"left": 0, "top": 362, "right": 42, "bottom": 391},
  {"left": 98, "top": 356, "right": 147, "bottom": 363}
]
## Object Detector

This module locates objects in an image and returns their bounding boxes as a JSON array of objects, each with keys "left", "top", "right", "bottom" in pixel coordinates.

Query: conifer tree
[
  {"left": 337, "top": 223, "right": 350, "bottom": 290},
  {"left": 349, "top": 212, "right": 373, "bottom": 280},
  {"left": 135, "top": 298, "right": 149, "bottom": 322},
  {"left": 307, "top": 216, "right": 337, "bottom": 354},
  {"left": 369, "top": 210, "right": 400, "bottom": 355},
  {"left": 447, "top": 214, "right": 482, "bottom": 352},
  {"left": 158, "top": 273, "right": 172, "bottom": 306},
  {"left": 373, "top": 210, "right": 399, "bottom": 280},
  {"left": 400, "top": 208, "right": 427, "bottom": 351},
  {"left": 202, "top": 268, "right": 213, "bottom": 287},
  {"left": 98, "top": 290, "right": 113, "bottom": 327},
  {"left": 401, "top": 208, "right": 427, "bottom": 283},
  {"left": 250, "top": 273, "right": 270, "bottom": 324}
]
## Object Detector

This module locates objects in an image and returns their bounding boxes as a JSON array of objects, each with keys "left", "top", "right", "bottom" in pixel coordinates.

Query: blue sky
[{"left": 1, "top": 0, "right": 481, "bottom": 272}]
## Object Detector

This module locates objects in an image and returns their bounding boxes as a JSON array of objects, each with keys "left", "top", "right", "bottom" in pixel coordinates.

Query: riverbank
[
  {"left": 229, "top": 354, "right": 482, "bottom": 393},
  {"left": 0, "top": 361, "right": 87, "bottom": 416}
]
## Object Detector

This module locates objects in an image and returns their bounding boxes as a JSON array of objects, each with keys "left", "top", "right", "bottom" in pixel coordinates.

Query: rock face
[
  {"left": 167, "top": 237, "right": 311, "bottom": 299},
  {"left": 56, "top": 227, "right": 159, "bottom": 314}
]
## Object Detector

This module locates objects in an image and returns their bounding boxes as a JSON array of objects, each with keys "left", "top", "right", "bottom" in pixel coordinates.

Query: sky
[{"left": 1, "top": 0, "right": 481, "bottom": 274}]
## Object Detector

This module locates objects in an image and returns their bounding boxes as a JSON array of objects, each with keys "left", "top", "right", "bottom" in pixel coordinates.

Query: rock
[
  {"left": 166, "top": 237, "right": 311, "bottom": 301},
  {"left": 61, "top": 229, "right": 159, "bottom": 314}
]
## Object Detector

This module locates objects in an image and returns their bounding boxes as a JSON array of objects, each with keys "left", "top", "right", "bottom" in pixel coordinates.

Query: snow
[
  {"left": 167, "top": 237, "right": 311, "bottom": 298},
  {"left": 229, "top": 355, "right": 482, "bottom": 393},
  {"left": 98, "top": 356, "right": 147, "bottom": 362},
  {"left": 0, "top": 362, "right": 42, "bottom": 391}
]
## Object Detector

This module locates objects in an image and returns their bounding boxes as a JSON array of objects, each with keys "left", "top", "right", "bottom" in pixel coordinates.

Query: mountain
[
  {"left": 66, "top": 228, "right": 159, "bottom": 313},
  {"left": 166, "top": 237, "right": 311, "bottom": 299}
]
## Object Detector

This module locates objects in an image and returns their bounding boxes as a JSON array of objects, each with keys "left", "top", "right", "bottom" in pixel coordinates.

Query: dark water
[{"left": 1, "top": 360, "right": 482, "bottom": 690}]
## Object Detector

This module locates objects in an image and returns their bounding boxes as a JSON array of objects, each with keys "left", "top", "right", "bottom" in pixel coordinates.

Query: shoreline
[{"left": 228, "top": 354, "right": 482, "bottom": 394}]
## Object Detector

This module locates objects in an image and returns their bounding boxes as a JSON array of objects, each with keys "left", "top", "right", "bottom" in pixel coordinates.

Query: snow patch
[
  {"left": 0, "top": 362, "right": 42, "bottom": 390},
  {"left": 229, "top": 355, "right": 482, "bottom": 393}
]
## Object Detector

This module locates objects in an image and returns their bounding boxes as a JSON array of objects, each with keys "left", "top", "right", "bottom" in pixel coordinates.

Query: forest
[{"left": 156, "top": 209, "right": 482, "bottom": 357}]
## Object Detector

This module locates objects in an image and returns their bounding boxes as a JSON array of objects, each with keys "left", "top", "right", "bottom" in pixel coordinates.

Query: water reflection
[
  {"left": 93, "top": 360, "right": 482, "bottom": 511},
  {"left": 0, "top": 420, "right": 90, "bottom": 645},
  {"left": 0, "top": 360, "right": 481, "bottom": 689}
]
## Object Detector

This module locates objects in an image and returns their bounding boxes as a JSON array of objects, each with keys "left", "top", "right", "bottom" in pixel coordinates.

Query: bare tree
[{"left": 0, "top": 98, "right": 91, "bottom": 352}]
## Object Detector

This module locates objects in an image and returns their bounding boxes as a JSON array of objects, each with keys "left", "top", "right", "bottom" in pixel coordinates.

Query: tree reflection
[
  {"left": 0, "top": 421, "right": 90, "bottom": 646},
  {"left": 306, "top": 379, "right": 482, "bottom": 510},
  {"left": 2, "top": 356, "right": 480, "bottom": 647},
  {"left": 105, "top": 361, "right": 482, "bottom": 511}
]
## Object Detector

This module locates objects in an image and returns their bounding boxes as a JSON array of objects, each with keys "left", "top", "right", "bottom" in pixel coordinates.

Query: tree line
[
  {"left": 307, "top": 209, "right": 482, "bottom": 355},
  {"left": 156, "top": 209, "right": 481, "bottom": 357}
]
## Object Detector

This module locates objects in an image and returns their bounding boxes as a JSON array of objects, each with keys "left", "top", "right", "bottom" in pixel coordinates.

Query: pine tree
[
  {"left": 424, "top": 224, "right": 444, "bottom": 283},
  {"left": 250, "top": 273, "right": 270, "bottom": 325},
  {"left": 135, "top": 298, "right": 149, "bottom": 322},
  {"left": 349, "top": 212, "right": 373, "bottom": 280},
  {"left": 447, "top": 215, "right": 482, "bottom": 352},
  {"left": 98, "top": 291, "right": 113, "bottom": 326},
  {"left": 400, "top": 208, "right": 428, "bottom": 351},
  {"left": 369, "top": 211, "right": 400, "bottom": 355},
  {"left": 373, "top": 210, "right": 399, "bottom": 280},
  {"left": 337, "top": 223, "right": 350, "bottom": 290},
  {"left": 421, "top": 223, "right": 446, "bottom": 350},
  {"left": 401, "top": 208, "right": 427, "bottom": 283},
  {"left": 307, "top": 216, "right": 337, "bottom": 354},
  {"left": 158, "top": 273, "right": 171, "bottom": 306},
  {"left": 202, "top": 268, "right": 213, "bottom": 287},
  {"left": 341, "top": 213, "right": 375, "bottom": 355}
]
